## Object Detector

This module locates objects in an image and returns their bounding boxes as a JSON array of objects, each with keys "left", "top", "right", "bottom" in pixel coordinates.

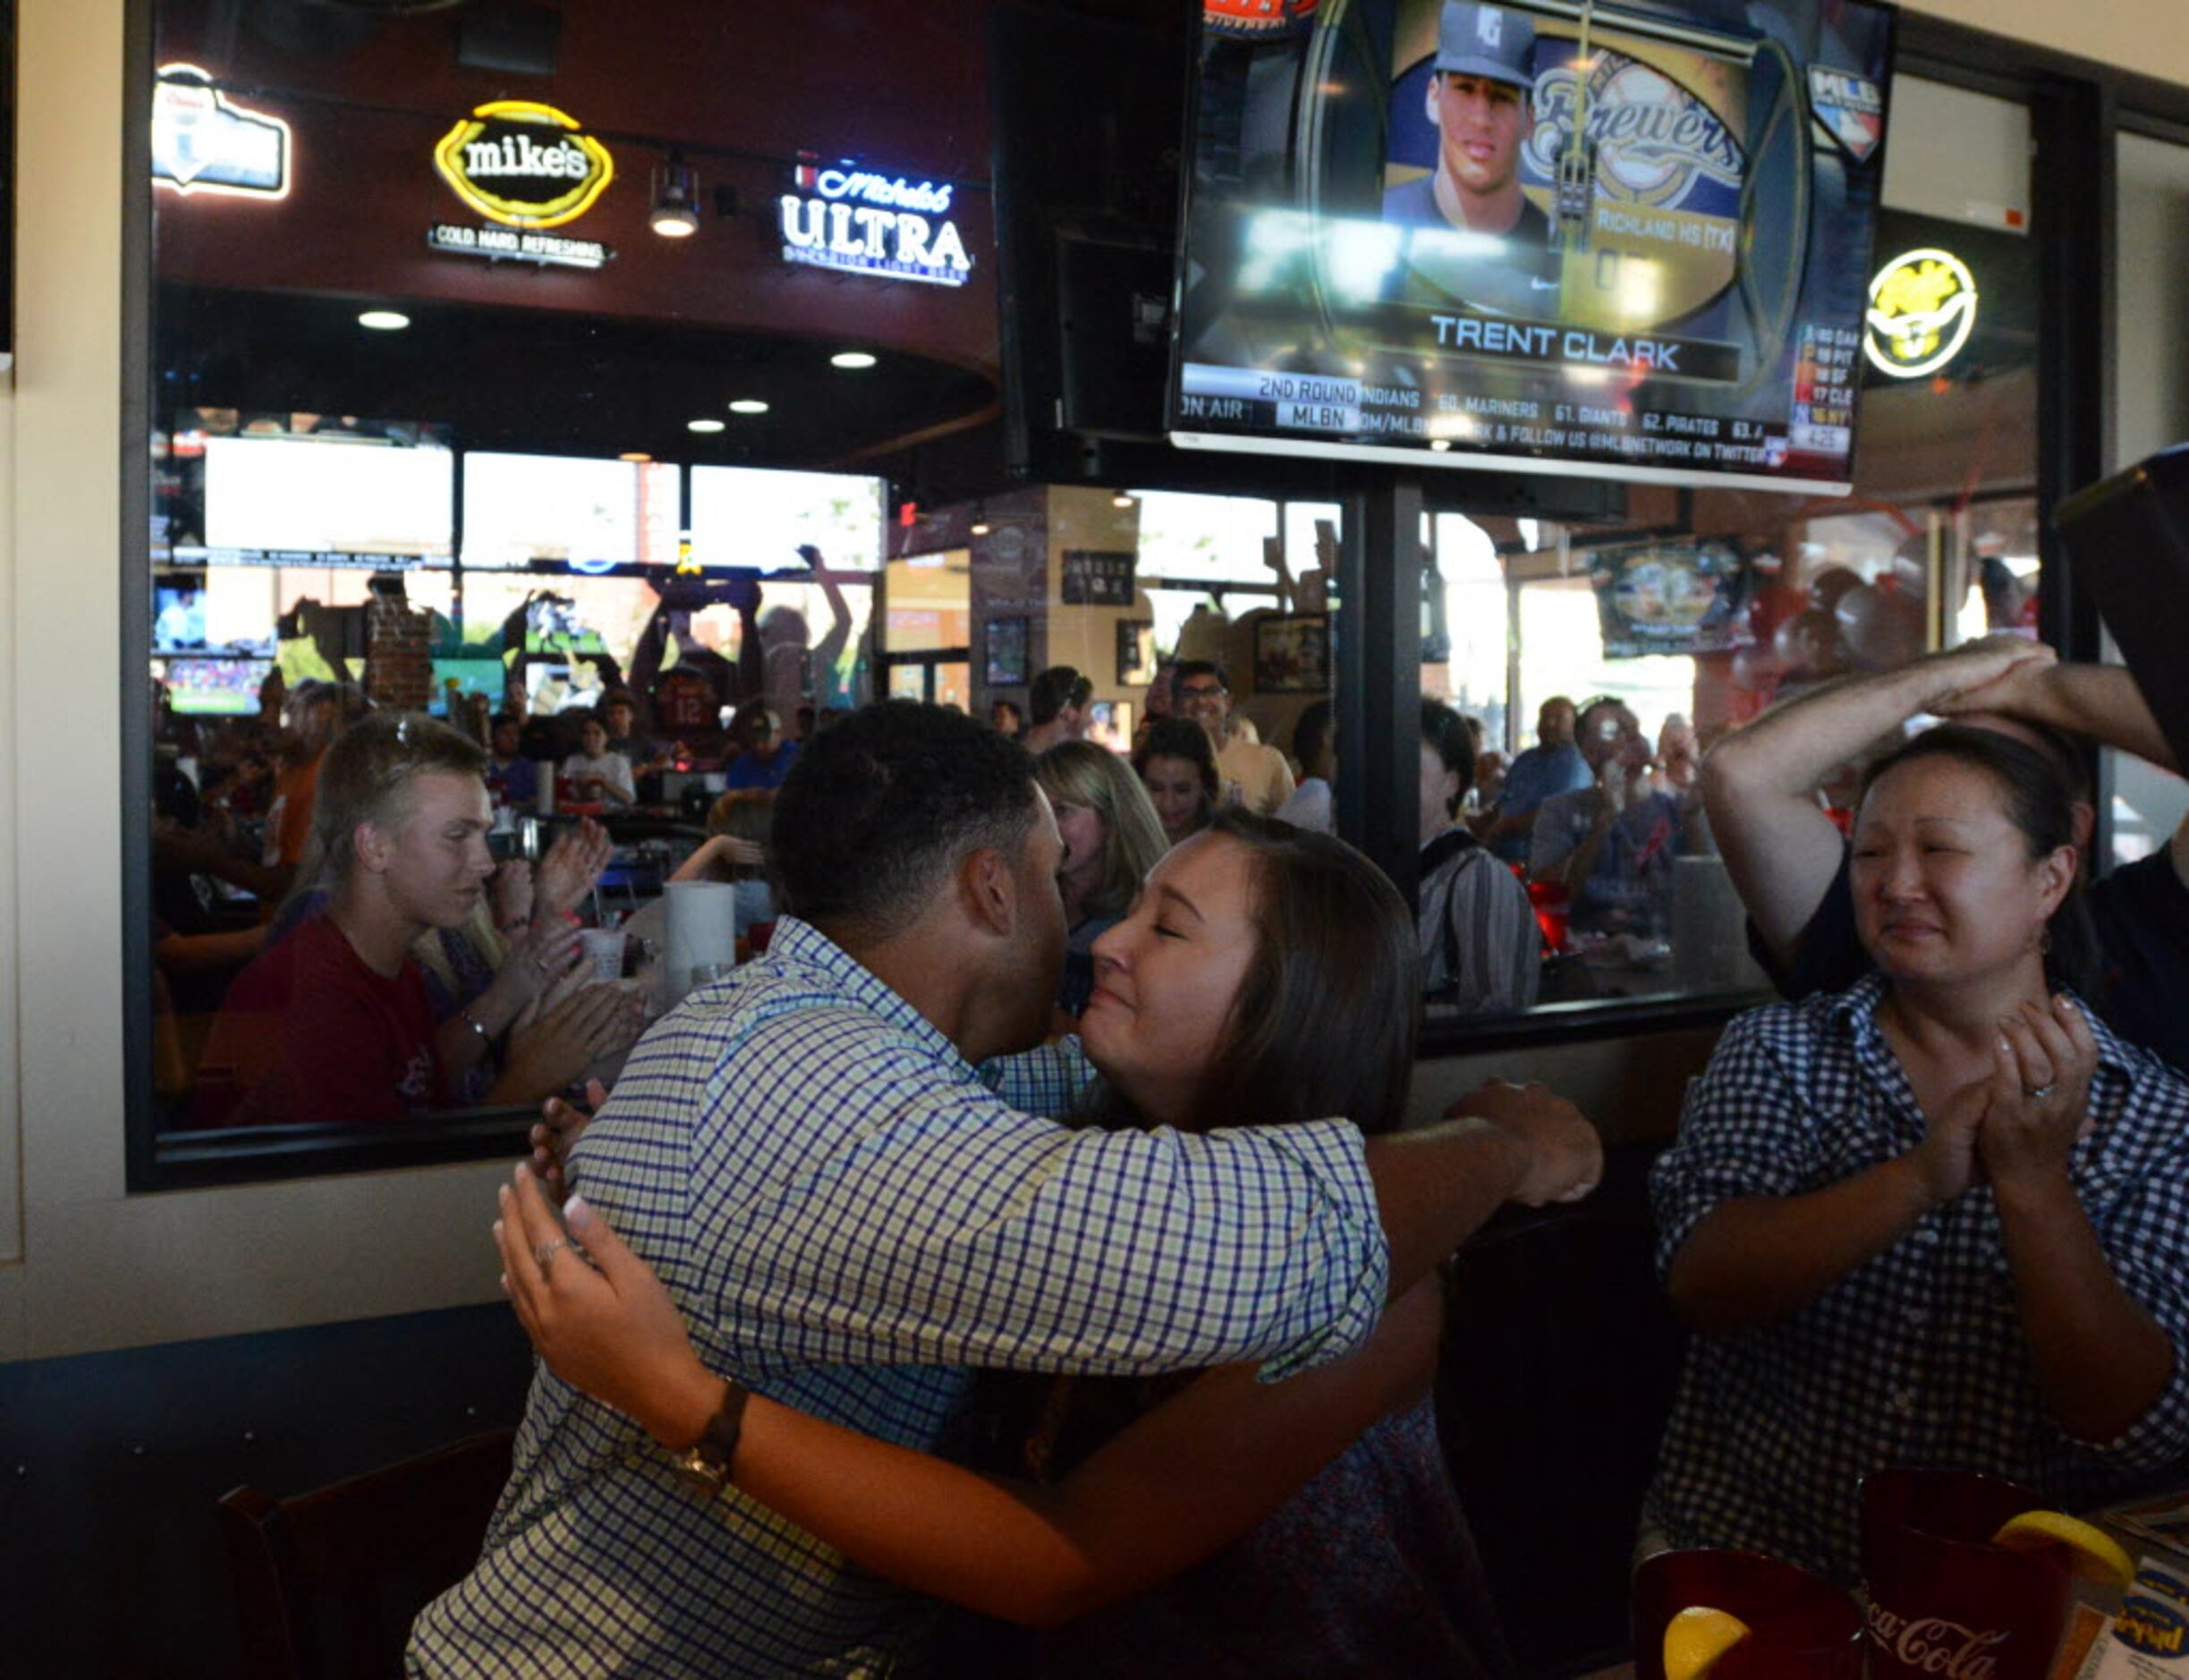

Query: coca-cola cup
[
  {"left": 1632, "top": 1548, "right": 1865, "bottom": 1679},
  {"left": 1860, "top": 1468, "right": 2074, "bottom": 1680}
]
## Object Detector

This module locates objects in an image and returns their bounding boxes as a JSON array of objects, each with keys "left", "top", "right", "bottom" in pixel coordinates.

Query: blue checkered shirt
[
  {"left": 411, "top": 917, "right": 1387, "bottom": 1677},
  {"left": 1644, "top": 973, "right": 2189, "bottom": 1583}
]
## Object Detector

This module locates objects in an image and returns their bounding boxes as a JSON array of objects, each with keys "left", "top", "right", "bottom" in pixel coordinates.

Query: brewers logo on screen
[
  {"left": 1519, "top": 44, "right": 1745, "bottom": 331},
  {"left": 1204, "top": 0, "right": 1320, "bottom": 37},
  {"left": 1863, "top": 249, "right": 1979, "bottom": 379},
  {"left": 433, "top": 100, "right": 615, "bottom": 230}
]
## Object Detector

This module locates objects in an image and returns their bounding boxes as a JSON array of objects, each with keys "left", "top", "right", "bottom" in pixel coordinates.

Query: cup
[
  {"left": 688, "top": 962, "right": 736, "bottom": 989},
  {"left": 1526, "top": 878, "right": 1573, "bottom": 955},
  {"left": 1632, "top": 1548, "right": 1865, "bottom": 1679},
  {"left": 1860, "top": 1468, "right": 2074, "bottom": 1680},
  {"left": 577, "top": 927, "right": 626, "bottom": 982}
]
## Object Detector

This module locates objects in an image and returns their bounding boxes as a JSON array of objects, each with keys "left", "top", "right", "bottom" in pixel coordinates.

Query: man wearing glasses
[{"left": 1175, "top": 659, "right": 1297, "bottom": 816}]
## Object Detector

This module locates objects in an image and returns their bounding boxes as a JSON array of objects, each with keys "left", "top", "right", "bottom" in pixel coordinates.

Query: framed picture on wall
[
  {"left": 1252, "top": 615, "right": 1329, "bottom": 693},
  {"left": 1116, "top": 619, "right": 1155, "bottom": 684},
  {"left": 984, "top": 615, "right": 1030, "bottom": 687},
  {"left": 1087, "top": 700, "right": 1135, "bottom": 753}
]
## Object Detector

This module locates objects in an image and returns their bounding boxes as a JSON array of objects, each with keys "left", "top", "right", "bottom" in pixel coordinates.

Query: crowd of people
[
  {"left": 399, "top": 627, "right": 2189, "bottom": 1676},
  {"left": 155, "top": 623, "right": 2189, "bottom": 1670}
]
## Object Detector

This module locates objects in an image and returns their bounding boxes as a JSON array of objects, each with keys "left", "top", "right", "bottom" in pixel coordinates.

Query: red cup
[
  {"left": 1632, "top": 1548, "right": 1865, "bottom": 1679},
  {"left": 1526, "top": 878, "right": 1572, "bottom": 955},
  {"left": 1860, "top": 1468, "right": 2074, "bottom": 1680}
]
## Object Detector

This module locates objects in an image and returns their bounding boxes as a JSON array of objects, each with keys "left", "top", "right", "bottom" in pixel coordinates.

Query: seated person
[
  {"left": 1476, "top": 696, "right": 1592, "bottom": 864},
  {"left": 723, "top": 700, "right": 800, "bottom": 792},
  {"left": 1274, "top": 701, "right": 1336, "bottom": 835},
  {"left": 601, "top": 688, "right": 660, "bottom": 768},
  {"left": 1034, "top": 741, "right": 1168, "bottom": 1017},
  {"left": 1528, "top": 697, "right": 1680, "bottom": 937},
  {"left": 193, "top": 715, "right": 637, "bottom": 1126},
  {"left": 1645, "top": 726, "right": 2189, "bottom": 1582},
  {"left": 561, "top": 713, "right": 636, "bottom": 808},
  {"left": 484, "top": 710, "right": 539, "bottom": 808},
  {"left": 1419, "top": 700, "right": 1540, "bottom": 1012},
  {"left": 625, "top": 791, "right": 781, "bottom": 963},
  {"left": 1701, "top": 636, "right": 2189, "bottom": 1071},
  {"left": 1133, "top": 717, "right": 1221, "bottom": 847}
]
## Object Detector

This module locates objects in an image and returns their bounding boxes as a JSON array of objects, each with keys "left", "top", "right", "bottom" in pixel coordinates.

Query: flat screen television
[
  {"left": 1169, "top": 0, "right": 1897, "bottom": 493},
  {"left": 161, "top": 656, "right": 274, "bottom": 716},
  {"left": 687, "top": 466, "right": 886, "bottom": 573},
  {"left": 462, "top": 453, "right": 682, "bottom": 571},
  {"left": 200, "top": 434, "right": 455, "bottom": 564},
  {"left": 153, "top": 581, "right": 208, "bottom": 650}
]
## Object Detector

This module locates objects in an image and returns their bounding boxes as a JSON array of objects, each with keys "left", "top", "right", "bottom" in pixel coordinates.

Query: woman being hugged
[
  {"left": 499, "top": 810, "right": 1527, "bottom": 1676},
  {"left": 1034, "top": 740, "right": 1168, "bottom": 1019},
  {"left": 1645, "top": 725, "right": 2189, "bottom": 1582}
]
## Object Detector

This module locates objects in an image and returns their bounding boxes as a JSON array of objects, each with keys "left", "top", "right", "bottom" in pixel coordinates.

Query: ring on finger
[
  {"left": 535, "top": 1235, "right": 583, "bottom": 1270},
  {"left": 2024, "top": 1082, "right": 2057, "bottom": 1100}
]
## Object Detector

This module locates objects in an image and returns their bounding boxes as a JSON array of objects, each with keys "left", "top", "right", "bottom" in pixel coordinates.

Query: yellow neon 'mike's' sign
[{"left": 433, "top": 100, "right": 614, "bottom": 230}]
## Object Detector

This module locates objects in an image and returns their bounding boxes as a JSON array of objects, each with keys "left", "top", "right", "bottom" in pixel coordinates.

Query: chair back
[{"left": 217, "top": 1428, "right": 514, "bottom": 1680}]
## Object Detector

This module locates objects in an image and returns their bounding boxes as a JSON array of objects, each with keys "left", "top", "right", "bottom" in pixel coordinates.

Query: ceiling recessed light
[
  {"left": 1111, "top": 492, "right": 1135, "bottom": 508},
  {"left": 727, "top": 398, "right": 770, "bottom": 415},
  {"left": 830, "top": 351, "right": 878, "bottom": 369},
  {"left": 970, "top": 520, "right": 991, "bottom": 536},
  {"left": 619, "top": 452, "right": 654, "bottom": 462},
  {"left": 687, "top": 418, "right": 725, "bottom": 434},
  {"left": 358, "top": 310, "right": 410, "bottom": 331}
]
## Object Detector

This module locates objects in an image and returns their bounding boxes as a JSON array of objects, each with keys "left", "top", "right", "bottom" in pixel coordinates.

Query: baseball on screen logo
[
  {"left": 1863, "top": 249, "right": 1980, "bottom": 379},
  {"left": 1525, "top": 55, "right": 1743, "bottom": 213},
  {"left": 433, "top": 100, "right": 615, "bottom": 230},
  {"left": 1202, "top": 0, "right": 1320, "bottom": 38}
]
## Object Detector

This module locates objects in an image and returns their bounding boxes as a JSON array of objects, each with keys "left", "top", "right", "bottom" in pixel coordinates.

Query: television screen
[
  {"left": 462, "top": 453, "right": 682, "bottom": 571},
  {"left": 153, "top": 582, "right": 208, "bottom": 650},
  {"left": 162, "top": 656, "right": 274, "bottom": 716},
  {"left": 428, "top": 657, "right": 510, "bottom": 716},
  {"left": 1169, "top": 0, "right": 1896, "bottom": 493},
  {"left": 201, "top": 435, "right": 454, "bottom": 562},
  {"left": 688, "top": 467, "right": 886, "bottom": 573}
]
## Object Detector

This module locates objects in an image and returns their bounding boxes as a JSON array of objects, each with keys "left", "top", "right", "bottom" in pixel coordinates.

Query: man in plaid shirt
[{"left": 414, "top": 702, "right": 1599, "bottom": 1676}]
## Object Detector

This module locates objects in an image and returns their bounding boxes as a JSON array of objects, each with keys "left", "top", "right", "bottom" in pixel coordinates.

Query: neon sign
[
  {"left": 153, "top": 64, "right": 291, "bottom": 199},
  {"left": 1864, "top": 249, "right": 1980, "bottom": 379},
  {"left": 778, "top": 157, "right": 973, "bottom": 287},
  {"left": 433, "top": 101, "right": 614, "bottom": 230}
]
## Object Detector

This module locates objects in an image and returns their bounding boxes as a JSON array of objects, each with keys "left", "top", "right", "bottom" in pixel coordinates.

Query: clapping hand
[
  {"left": 1979, "top": 995, "right": 2100, "bottom": 1188},
  {"left": 530, "top": 1078, "right": 608, "bottom": 1201},
  {"left": 537, "top": 819, "right": 614, "bottom": 921}
]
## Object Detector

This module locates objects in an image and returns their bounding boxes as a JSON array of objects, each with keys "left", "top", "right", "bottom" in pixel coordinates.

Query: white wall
[
  {"left": 5, "top": 0, "right": 2189, "bottom": 1362},
  {"left": 1910, "top": 0, "right": 2189, "bottom": 90}
]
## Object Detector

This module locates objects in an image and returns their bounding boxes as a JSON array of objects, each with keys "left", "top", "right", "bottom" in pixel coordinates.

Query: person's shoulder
[
  {"left": 1382, "top": 174, "right": 1439, "bottom": 226},
  {"left": 1713, "top": 984, "right": 1855, "bottom": 1065}
]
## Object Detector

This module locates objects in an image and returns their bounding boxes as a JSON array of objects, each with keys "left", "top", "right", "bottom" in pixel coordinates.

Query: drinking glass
[
  {"left": 1860, "top": 1467, "right": 2074, "bottom": 1680},
  {"left": 1632, "top": 1548, "right": 1865, "bottom": 1680}
]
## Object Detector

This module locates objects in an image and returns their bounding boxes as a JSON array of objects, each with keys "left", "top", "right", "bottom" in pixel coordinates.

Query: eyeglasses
[{"left": 1177, "top": 683, "right": 1226, "bottom": 699}]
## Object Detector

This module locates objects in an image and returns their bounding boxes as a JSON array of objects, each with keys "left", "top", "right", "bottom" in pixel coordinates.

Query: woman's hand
[
  {"left": 536, "top": 819, "right": 614, "bottom": 921},
  {"left": 491, "top": 859, "right": 536, "bottom": 936},
  {"left": 497, "top": 984, "right": 645, "bottom": 1102},
  {"left": 530, "top": 1078, "right": 608, "bottom": 1201},
  {"left": 496, "top": 1166, "right": 725, "bottom": 1447},
  {"left": 1980, "top": 995, "right": 2099, "bottom": 1191},
  {"left": 1907, "top": 1073, "right": 1989, "bottom": 1208},
  {"left": 494, "top": 916, "right": 584, "bottom": 1013}
]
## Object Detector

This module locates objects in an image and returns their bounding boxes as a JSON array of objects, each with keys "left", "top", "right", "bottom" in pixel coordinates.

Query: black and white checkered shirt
[{"left": 1645, "top": 973, "right": 2189, "bottom": 1582}]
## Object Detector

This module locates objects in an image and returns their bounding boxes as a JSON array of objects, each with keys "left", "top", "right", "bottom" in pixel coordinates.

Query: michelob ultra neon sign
[
  {"left": 434, "top": 100, "right": 614, "bottom": 230},
  {"left": 779, "top": 157, "right": 973, "bottom": 287}
]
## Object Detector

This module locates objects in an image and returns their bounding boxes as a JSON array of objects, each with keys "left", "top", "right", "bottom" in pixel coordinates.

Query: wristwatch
[{"left": 669, "top": 1380, "right": 750, "bottom": 1495}]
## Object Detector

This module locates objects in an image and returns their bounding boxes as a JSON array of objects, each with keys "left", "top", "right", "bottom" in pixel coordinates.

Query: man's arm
[
  {"left": 1364, "top": 1082, "right": 1600, "bottom": 1293},
  {"left": 1701, "top": 637, "right": 2056, "bottom": 967},
  {"left": 1937, "top": 659, "right": 2178, "bottom": 773}
]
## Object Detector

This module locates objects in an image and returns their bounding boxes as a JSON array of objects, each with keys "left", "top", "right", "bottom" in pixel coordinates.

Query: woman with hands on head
[
  {"left": 497, "top": 810, "right": 1587, "bottom": 1676},
  {"left": 1644, "top": 725, "right": 2189, "bottom": 1583}
]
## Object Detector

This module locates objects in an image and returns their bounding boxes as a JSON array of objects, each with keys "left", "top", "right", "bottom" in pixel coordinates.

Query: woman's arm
[
  {"left": 1985, "top": 997, "right": 2176, "bottom": 1444},
  {"left": 496, "top": 1168, "right": 1440, "bottom": 1628}
]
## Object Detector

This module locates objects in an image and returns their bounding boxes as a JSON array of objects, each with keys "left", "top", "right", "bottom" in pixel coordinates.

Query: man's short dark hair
[
  {"left": 1029, "top": 666, "right": 1084, "bottom": 726},
  {"left": 1293, "top": 700, "right": 1334, "bottom": 772},
  {"left": 774, "top": 701, "right": 1042, "bottom": 937},
  {"left": 1174, "top": 659, "right": 1227, "bottom": 692},
  {"left": 1420, "top": 698, "right": 1475, "bottom": 817}
]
